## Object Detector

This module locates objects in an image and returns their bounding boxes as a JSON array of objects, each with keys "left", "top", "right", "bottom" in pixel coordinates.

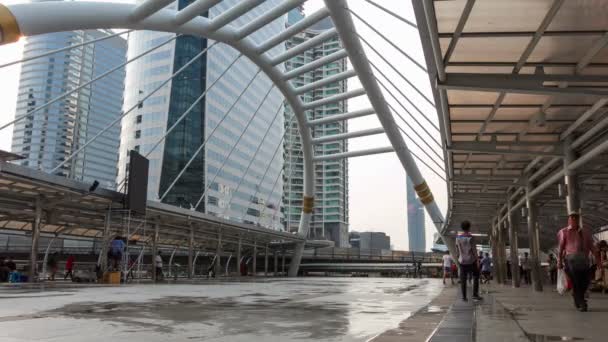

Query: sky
[{"left": 0, "top": 0, "right": 447, "bottom": 251}]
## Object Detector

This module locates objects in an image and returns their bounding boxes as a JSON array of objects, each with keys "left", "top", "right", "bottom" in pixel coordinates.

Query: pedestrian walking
[
  {"left": 442, "top": 252, "right": 455, "bottom": 285},
  {"left": 155, "top": 251, "right": 164, "bottom": 281},
  {"left": 47, "top": 252, "right": 58, "bottom": 281},
  {"left": 557, "top": 212, "right": 599, "bottom": 312},
  {"left": 481, "top": 253, "right": 492, "bottom": 284},
  {"left": 548, "top": 254, "right": 558, "bottom": 285},
  {"left": 109, "top": 236, "right": 125, "bottom": 271},
  {"left": 455, "top": 220, "right": 482, "bottom": 301},
  {"left": 64, "top": 255, "right": 75, "bottom": 280},
  {"left": 521, "top": 252, "right": 531, "bottom": 285}
]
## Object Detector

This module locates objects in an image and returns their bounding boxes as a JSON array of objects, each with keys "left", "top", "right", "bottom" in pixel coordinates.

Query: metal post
[
  {"left": 29, "top": 196, "right": 43, "bottom": 282},
  {"left": 152, "top": 222, "right": 159, "bottom": 282},
  {"left": 564, "top": 137, "right": 581, "bottom": 216},
  {"left": 236, "top": 236, "right": 242, "bottom": 276},
  {"left": 264, "top": 244, "right": 269, "bottom": 277},
  {"left": 188, "top": 226, "right": 194, "bottom": 279},
  {"left": 215, "top": 230, "right": 222, "bottom": 277},
  {"left": 252, "top": 241, "right": 257, "bottom": 277},
  {"left": 274, "top": 250, "right": 278, "bottom": 276},
  {"left": 98, "top": 206, "right": 112, "bottom": 271},
  {"left": 497, "top": 224, "right": 508, "bottom": 284},
  {"left": 281, "top": 249, "right": 286, "bottom": 275},
  {"left": 490, "top": 229, "right": 500, "bottom": 283},
  {"left": 507, "top": 199, "right": 521, "bottom": 288},
  {"left": 526, "top": 181, "right": 543, "bottom": 292}
]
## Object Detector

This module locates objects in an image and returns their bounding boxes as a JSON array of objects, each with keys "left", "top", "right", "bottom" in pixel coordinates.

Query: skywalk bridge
[{"left": 0, "top": 0, "right": 606, "bottom": 290}]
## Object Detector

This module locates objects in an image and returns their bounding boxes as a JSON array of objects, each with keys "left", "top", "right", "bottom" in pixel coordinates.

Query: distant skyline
[{"left": 0, "top": 0, "right": 447, "bottom": 251}]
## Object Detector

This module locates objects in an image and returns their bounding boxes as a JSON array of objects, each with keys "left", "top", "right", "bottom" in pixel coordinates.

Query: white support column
[
  {"left": 507, "top": 199, "right": 521, "bottom": 288},
  {"left": 252, "top": 241, "right": 257, "bottom": 277},
  {"left": 215, "top": 230, "right": 222, "bottom": 277},
  {"left": 236, "top": 236, "right": 242, "bottom": 277},
  {"left": 152, "top": 222, "right": 159, "bottom": 282},
  {"left": 29, "top": 196, "right": 43, "bottom": 282},
  {"left": 264, "top": 244, "right": 269, "bottom": 277},
  {"left": 526, "top": 181, "right": 543, "bottom": 292},
  {"left": 564, "top": 137, "right": 581, "bottom": 216},
  {"left": 188, "top": 226, "right": 194, "bottom": 279},
  {"left": 98, "top": 206, "right": 112, "bottom": 271}
]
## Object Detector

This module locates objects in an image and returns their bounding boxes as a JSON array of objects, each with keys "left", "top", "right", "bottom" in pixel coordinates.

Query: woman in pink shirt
[{"left": 557, "top": 212, "right": 599, "bottom": 312}]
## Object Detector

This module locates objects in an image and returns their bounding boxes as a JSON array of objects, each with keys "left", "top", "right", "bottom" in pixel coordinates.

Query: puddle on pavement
[
  {"left": 525, "top": 333, "right": 584, "bottom": 341},
  {"left": 6, "top": 295, "right": 352, "bottom": 339}
]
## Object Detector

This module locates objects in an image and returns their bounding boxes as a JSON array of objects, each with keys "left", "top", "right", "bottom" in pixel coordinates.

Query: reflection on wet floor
[
  {"left": 0, "top": 277, "right": 443, "bottom": 342},
  {"left": 525, "top": 333, "right": 584, "bottom": 341}
]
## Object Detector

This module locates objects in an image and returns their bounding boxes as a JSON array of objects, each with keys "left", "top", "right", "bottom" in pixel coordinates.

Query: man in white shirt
[
  {"left": 155, "top": 251, "right": 163, "bottom": 281},
  {"left": 442, "top": 252, "right": 454, "bottom": 285}
]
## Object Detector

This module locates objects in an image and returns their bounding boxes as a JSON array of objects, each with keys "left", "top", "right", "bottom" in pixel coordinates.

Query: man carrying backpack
[{"left": 456, "top": 220, "right": 482, "bottom": 301}]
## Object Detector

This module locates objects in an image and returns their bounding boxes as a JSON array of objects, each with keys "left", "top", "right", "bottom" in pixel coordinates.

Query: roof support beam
[
  {"left": 302, "top": 88, "right": 366, "bottom": 110},
  {"left": 560, "top": 98, "right": 608, "bottom": 140},
  {"left": 206, "top": 0, "right": 264, "bottom": 31},
  {"left": 294, "top": 69, "right": 356, "bottom": 95},
  {"left": 312, "top": 127, "right": 385, "bottom": 144},
  {"left": 448, "top": 141, "right": 563, "bottom": 157},
  {"left": 129, "top": 0, "right": 175, "bottom": 22},
  {"left": 438, "top": 73, "right": 608, "bottom": 97},
  {"left": 269, "top": 28, "right": 338, "bottom": 66},
  {"left": 313, "top": 147, "right": 394, "bottom": 162},
  {"left": 256, "top": 7, "right": 330, "bottom": 54},
  {"left": 307, "top": 108, "right": 374, "bottom": 126},
  {"left": 173, "top": 0, "right": 222, "bottom": 26},
  {"left": 235, "top": 0, "right": 305, "bottom": 39},
  {"left": 283, "top": 49, "right": 348, "bottom": 80}
]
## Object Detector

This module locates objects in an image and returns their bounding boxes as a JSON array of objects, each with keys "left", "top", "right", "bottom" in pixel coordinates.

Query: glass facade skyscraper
[
  {"left": 118, "top": 0, "right": 285, "bottom": 230},
  {"left": 407, "top": 176, "right": 426, "bottom": 252},
  {"left": 11, "top": 30, "right": 126, "bottom": 190},
  {"left": 283, "top": 8, "right": 350, "bottom": 247}
]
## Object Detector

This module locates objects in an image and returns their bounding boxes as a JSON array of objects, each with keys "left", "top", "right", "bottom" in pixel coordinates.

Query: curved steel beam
[{"left": 1, "top": 1, "right": 315, "bottom": 274}]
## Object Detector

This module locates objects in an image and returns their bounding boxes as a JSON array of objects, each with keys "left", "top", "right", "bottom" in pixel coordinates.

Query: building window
[
  {"left": 136, "top": 115, "right": 142, "bottom": 124},
  {"left": 135, "top": 130, "right": 141, "bottom": 139}
]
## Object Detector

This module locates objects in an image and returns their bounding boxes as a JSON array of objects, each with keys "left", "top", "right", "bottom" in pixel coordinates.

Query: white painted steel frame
[
  {"left": 2, "top": 0, "right": 316, "bottom": 275},
  {"left": 323, "top": 0, "right": 457, "bottom": 258}
]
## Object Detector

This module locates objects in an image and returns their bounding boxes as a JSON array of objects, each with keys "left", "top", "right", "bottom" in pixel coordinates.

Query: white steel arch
[{"left": 0, "top": 0, "right": 455, "bottom": 275}]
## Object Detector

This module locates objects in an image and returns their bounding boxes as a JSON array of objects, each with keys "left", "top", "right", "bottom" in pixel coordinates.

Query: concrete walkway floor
[{"left": 423, "top": 282, "right": 608, "bottom": 341}]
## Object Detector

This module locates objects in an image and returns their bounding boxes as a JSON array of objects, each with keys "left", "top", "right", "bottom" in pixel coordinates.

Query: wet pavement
[
  {"left": 475, "top": 284, "right": 608, "bottom": 341},
  {"left": 0, "top": 277, "right": 443, "bottom": 342}
]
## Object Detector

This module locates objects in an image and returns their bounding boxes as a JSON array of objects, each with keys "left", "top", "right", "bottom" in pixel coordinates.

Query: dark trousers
[
  {"left": 565, "top": 259, "right": 591, "bottom": 308},
  {"left": 64, "top": 269, "right": 73, "bottom": 280},
  {"left": 522, "top": 269, "right": 531, "bottom": 284},
  {"left": 550, "top": 269, "right": 557, "bottom": 285},
  {"left": 460, "top": 263, "right": 479, "bottom": 299}
]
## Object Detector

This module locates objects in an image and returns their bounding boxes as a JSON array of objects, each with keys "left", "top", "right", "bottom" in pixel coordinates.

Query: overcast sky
[{"left": 0, "top": 0, "right": 446, "bottom": 251}]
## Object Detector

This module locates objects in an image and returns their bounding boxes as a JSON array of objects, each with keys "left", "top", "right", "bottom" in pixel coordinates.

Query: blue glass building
[
  {"left": 11, "top": 30, "right": 126, "bottom": 190},
  {"left": 118, "top": 0, "right": 285, "bottom": 230}
]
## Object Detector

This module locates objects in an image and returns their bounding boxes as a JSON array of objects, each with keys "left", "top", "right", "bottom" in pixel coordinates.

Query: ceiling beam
[
  {"left": 439, "top": 73, "right": 608, "bottom": 97},
  {"left": 448, "top": 141, "right": 563, "bottom": 157}
]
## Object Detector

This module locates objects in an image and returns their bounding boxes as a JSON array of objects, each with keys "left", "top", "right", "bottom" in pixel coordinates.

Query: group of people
[
  {"left": 442, "top": 235, "right": 492, "bottom": 288},
  {"left": 0, "top": 256, "right": 17, "bottom": 282},
  {"left": 448, "top": 211, "right": 607, "bottom": 312},
  {"left": 45, "top": 253, "right": 75, "bottom": 281}
]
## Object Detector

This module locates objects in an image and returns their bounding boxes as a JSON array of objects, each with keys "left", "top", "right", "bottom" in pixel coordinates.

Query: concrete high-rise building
[
  {"left": 11, "top": 30, "right": 126, "bottom": 190},
  {"left": 283, "top": 8, "right": 350, "bottom": 247},
  {"left": 407, "top": 176, "right": 426, "bottom": 252},
  {"left": 358, "top": 231, "right": 391, "bottom": 251},
  {"left": 118, "top": 0, "right": 285, "bottom": 230}
]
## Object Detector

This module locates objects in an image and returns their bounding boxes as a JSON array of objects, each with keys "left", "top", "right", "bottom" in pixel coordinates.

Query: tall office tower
[
  {"left": 118, "top": 0, "right": 285, "bottom": 230},
  {"left": 407, "top": 176, "right": 426, "bottom": 252},
  {"left": 283, "top": 8, "right": 350, "bottom": 247},
  {"left": 11, "top": 30, "right": 126, "bottom": 190}
]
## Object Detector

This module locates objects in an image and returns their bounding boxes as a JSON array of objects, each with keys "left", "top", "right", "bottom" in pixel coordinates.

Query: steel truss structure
[
  {"left": 415, "top": 0, "right": 608, "bottom": 290},
  {"left": 0, "top": 0, "right": 454, "bottom": 278}
]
